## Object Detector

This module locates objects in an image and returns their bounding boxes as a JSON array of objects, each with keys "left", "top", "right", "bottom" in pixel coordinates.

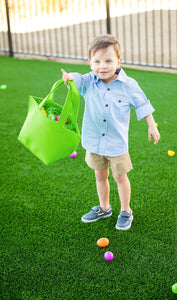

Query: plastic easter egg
[
  {"left": 168, "top": 150, "right": 175, "bottom": 157},
  {"left": 47, "top": 113, "right": 55, "bottom": 121},
  {"left": 97, "top": 238, "right": 109, "bottom": 247},
  {"left": 172, "top": 283, "right": 177, "bottom": 294},
  {"left": 69, "top": 151, "right": 77, "bottom": 158},
  {"left": 155, "top": 123, "right": 158, "bottom": 128},
  {"left": 0, "top": 84, "right": 7, "bottom": 90},
  {"left": 41, "top": 108, "right": 47, "bottom": 116},
  {"left": 104, "top": 251, "right": 114, "bottom": 261},
  {"left": 55, "top": 115, "right": 67, "bottom": 124},
  {"left": 55, "top": 115, "right": 60, "bottom": 121}
]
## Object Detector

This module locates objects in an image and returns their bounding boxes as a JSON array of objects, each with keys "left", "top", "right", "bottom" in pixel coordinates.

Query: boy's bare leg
[
  {"left": 112, "top": 173, "right": 131, "bottom": 212},
  {"left": 95, "top": 168, "right": 110, "bottom": 211}
]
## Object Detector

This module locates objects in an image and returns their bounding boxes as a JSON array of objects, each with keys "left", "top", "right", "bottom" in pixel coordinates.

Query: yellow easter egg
[
  {"left": 155, "top": 123, "right": 158, "bottom": 128},
  {"left": 41, "top": 109, "right": 47, "bottom": 116},
  {"left": 168, "top": 150, "right": 175, "bottom": 157}
]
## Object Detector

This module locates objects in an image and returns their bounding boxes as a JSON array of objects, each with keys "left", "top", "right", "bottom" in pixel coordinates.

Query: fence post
[
  {"left": 5, "top": 0, "right": 13, "bottom": 57},
  {"left": 106, "top": 0, "right": 111, "bottom": 34}
]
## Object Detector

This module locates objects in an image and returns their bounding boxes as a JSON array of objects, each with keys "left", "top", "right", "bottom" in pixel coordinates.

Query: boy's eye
[
  {"left": 106, "top": 60, "right": 112, "bottom": 63},
  {"left": 94, "top": 60, "right": 99, "bottom": 63}
]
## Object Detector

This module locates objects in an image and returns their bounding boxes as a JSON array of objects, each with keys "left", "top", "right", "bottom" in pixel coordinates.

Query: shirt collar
[
  {"left": 116, "top": 68, "right": 128, "bottom": 83},
  {"left": 93, "top": 68, "right": 128, "bottom": 84}
]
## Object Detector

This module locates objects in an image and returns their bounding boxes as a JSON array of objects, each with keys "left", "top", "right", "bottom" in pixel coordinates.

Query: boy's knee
[
  {"left": 95, "top": 168, "right": 109, "bottom": 181},
  {"left": 112, "top": 173, "right": 127, "bottom": 184}
]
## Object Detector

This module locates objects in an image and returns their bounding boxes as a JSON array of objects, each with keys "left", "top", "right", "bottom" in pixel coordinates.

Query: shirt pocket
[{"left": 111, "top": 95, "right": 130, "bottom": 114}]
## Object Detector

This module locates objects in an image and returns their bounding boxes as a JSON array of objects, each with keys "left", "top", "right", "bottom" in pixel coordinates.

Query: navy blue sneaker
[
  {"left": 115, "top": 210, "right": 133, "bottom": 230},
  {"left": 81, "top": 206, "right": 112, "bottom": 223}
]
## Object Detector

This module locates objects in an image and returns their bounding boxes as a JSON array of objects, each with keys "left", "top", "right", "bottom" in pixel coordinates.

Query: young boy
[{"left": 61, "top": 34, "right": 160, "bottom": 230}]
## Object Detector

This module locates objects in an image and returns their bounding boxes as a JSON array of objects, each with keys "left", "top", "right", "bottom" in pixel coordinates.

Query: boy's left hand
[{"left": 148, "top": 125, "right": 160, "bottom": 145}]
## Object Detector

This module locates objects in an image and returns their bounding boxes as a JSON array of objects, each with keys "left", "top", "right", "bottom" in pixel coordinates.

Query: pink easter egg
[
  {"left": 69, "top": 151, "right": 77, "bottom": 158},
  {"left": 55, "top": 115, "right": 67, "bottom": 124},
  {"left": 55, "top": 115, "right": 60, "bottom": 121}
]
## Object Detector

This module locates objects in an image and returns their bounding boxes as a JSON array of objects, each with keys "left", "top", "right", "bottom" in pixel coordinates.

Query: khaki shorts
[{"left": 85, "top": 151, "right": 133, "bottom": 174}]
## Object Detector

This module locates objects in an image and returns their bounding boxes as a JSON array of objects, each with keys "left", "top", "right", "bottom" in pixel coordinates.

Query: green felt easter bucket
[{"left": 18, "top": 79, "right": 80, "bottom": 165}]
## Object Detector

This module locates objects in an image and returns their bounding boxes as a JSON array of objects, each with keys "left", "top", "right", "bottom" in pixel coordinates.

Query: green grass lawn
[{"left": 0, "top": 56, "right": 177, "bottom": 300}]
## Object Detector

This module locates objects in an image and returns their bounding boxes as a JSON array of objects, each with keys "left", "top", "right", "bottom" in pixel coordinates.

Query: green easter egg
[
  {"left": 172, "top": 283, "right": 177, "bottom": 294},
  {"left": 0, "top": 84, "right": 7, "bottom": 90}
]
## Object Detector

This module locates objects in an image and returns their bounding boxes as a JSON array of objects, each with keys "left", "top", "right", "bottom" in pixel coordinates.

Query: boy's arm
[
  {"left": 145, "top": 114, "right": 160, "bottom": 145},
  {"left": 61, "top": 69, "right": 74, "bottom": 85},
  {"left": 61, "top": 68, "right": 91, "bottom": 97}
]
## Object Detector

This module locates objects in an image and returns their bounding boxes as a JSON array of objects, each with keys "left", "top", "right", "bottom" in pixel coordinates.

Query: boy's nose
[{"left": 100, "top": 62, "right": 106, "bottom": 68}]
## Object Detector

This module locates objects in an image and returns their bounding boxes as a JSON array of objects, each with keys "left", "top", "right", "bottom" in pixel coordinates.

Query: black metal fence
[{"left": 1, "top": 0, "right": 177, "bottom": 68}]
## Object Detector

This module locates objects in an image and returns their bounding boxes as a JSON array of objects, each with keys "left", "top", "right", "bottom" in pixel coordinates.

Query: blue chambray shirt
[{"left": 71, "top": 68, "right": 155, "bottom": 156}]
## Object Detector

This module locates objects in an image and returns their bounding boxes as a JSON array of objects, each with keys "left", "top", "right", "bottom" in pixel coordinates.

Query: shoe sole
[
  {"left": 81, "top": 212, "right": 112, "bottom": 223},
  {"left": 115, "top": 215, "right": 133, "bottom": 230}
]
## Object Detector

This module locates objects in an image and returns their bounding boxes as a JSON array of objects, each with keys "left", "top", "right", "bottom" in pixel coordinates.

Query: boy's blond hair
[{"left": 88, "top": 34, "right": 121, "bottom": 59}]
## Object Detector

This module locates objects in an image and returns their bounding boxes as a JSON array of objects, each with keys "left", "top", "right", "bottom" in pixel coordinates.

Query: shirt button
[
  {"left": 118, "top": 100, "right": 121, "bottom": 103},
  {"left": 103, "top": 119, "right": 106, "bottom": 122},
  {"left": 102, "top": 133, "right": 105, "bottom": 136},
  {"left": 107, "top": 88, "right": 110, "bottom": 91},
  {"left": 105, "top": 104, "right": 108, "bottom": 107}
]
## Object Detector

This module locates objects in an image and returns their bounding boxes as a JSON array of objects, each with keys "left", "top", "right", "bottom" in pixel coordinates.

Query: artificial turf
[{"left": 0, "top": 56, "right": 177, "bottom": 299}]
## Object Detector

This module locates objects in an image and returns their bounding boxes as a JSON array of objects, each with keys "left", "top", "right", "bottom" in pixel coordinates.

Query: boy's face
[{"left": 89, "top": 45, "right": 121, "bottom": 85}]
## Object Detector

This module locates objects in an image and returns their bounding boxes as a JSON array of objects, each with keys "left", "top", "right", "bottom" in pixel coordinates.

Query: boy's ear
[
  {"left": 117, "top": 58, "right": 122, "bottom": 68},
  {"left": 88, "top": 59, "right": 93, "bottom": 70}
]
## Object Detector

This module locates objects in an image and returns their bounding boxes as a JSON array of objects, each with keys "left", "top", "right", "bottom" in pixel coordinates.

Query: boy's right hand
[{"left": 61, "top": 69, "right": 74, "bottom": 85}]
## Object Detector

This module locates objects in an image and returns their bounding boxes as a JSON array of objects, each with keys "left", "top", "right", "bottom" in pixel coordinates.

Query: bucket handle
[{"left": 39, "top": 79, "right": 79, "bottom": 126}]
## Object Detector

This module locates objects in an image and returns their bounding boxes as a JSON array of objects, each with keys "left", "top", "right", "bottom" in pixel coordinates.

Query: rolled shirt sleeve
[
  {"left": 130, "top": 80, "right": 155, "bottom": 120},
  {"left": 135, "top": 100, "right": 155, "bottom": 121}
]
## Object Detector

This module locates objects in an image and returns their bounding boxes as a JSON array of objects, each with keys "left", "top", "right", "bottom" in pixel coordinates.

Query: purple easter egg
[{"left": 104, "top": 251, "right": 114, "bottom": 261}]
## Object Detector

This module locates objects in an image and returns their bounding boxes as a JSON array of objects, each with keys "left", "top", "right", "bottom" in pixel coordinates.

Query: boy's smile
[{"left": 89, "top": 45, "right": 121, "bottom": 85}]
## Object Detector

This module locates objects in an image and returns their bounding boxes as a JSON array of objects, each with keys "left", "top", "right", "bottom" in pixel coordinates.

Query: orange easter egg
[{"left": 97, "top": 237, "right": 109, "bottom": 247}]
